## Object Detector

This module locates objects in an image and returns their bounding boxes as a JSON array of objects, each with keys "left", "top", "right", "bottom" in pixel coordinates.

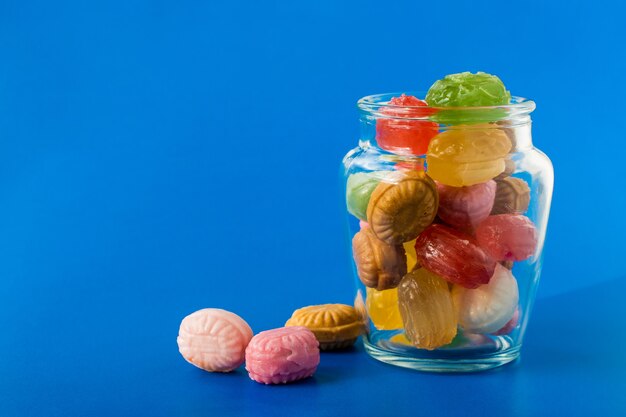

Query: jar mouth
[{"left": 357, "top": 92, "right": 535, "bottom": 122}]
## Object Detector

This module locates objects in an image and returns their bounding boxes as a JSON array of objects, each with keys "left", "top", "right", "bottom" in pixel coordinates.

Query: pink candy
[
  {"left": 494, "top": 308, "right": 520, "bottom": 335},
  {"left": 437, "top": 180, "right": 496, "bottom": 230},
  {"left": 177, "top": 308, "right": 253, "bottom": 373},
  {"left": 245, "top": 326, "right": 320, "bottom": 384},
  {"left": 476, "top": 214, "right": 538, "bottom": 262}
]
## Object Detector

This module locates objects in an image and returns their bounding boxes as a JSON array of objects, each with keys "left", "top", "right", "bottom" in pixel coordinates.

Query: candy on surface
[
  {"left": 426, "top": 126, "right": 512, "bottom": 187},
  {"left": 346, "top": 171, "right": 389, "bottom": 221},
  {"left": 403, "top": 239, "right": 418, "bottom": 271},
  {"left": 414, "top": 224, "right": 497, "bottom": 289},
  {"left": 491, "top": 177, "right": 531, "bottom": 215},
  {"left": 398, "top": 268, "right": 458, "bottom": 350},
  {"left": 245, "top": 326, "right": 320, "bottom": 385},
  {"left": 352, "top": 227, "right": 407, "bottom": 290},
  {"left": 425, "top": 72, "right": 511, "bottom": 124},
  {"left": 366, "top": 170, "right": 439, "bottom": 244},
  {"left": 285, "top": 304, "right": 365, "bottom": 351},
  {"left": 494, "top": 307, "right": 520, "bottom": 335},
  {"left": 376, "top": 94, "right": 439, "bottom": 155},
  {"left": 436, "top": 180, "right": 496, "bottom": 230},
  {"left": 365, "top": 287, "right": 403, "bottom": 330},
  {"left": 177, "top": 308, "right": 253, "bottom": 373},
  {"left": 476, "top": 214, "right": 538, "bottom": 262},
  {"left": 452, "top": 264, "right": 519, "bottom": 334}
]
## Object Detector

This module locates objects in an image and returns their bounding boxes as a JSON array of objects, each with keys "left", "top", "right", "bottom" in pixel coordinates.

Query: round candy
[
  {"left": 366, "top": 170, "right": 439, "bottom": 244},
  {"left": 491, "top": 177, "right": 531, "bottom": 215},
  {"left": 352, "top": 227, "right": 407, "bottom": 290},
  {"left": 398, "top": 268, "right": 458, "bottom": 350},
  {"left": 425, "top": 72, "right": 511, "bottom": 124},
  {"left": 475, "top": 214, "right": 538, "bottom": 262},
  {"left": 426, "top": 126, "right": 512, "bottom": 187},
  {"left": 366, "top": 287, "right": 403, "bottom": 330},
  {"left": 414, "top": 224, "right": 497, "bottom": 289},
  {"left": 452, "top": 264, "right": 519, "bottom": 334},
  {"left": 346, "top": 171, "right": 387, "bottom": 221},
  {"left": 376, "top": 94, "right": 439, "bottom": 155},
  {"left": 286, "top": 304, "right": 365, "bottom": 351},
  {"left": 245, "top": 327, "right": 320, "bottom": 385},
  {"left": 436, "top": 180, "right": 496, "bottom": 230},
  {"left": 177, "top": 308, "right": 253, "bottom": 373}
]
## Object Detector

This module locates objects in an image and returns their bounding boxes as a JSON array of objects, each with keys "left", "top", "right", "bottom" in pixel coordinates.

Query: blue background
[{"left": 1, "top": 0, "right": 625, "bottom": 416}]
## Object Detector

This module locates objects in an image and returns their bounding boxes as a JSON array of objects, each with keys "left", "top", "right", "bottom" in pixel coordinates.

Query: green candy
[
  {"left": 425, "top": 72, "right": 511, "bottom": 125},
  {"left": 346, "top": 172, "right": 386, "bottom": 221}
]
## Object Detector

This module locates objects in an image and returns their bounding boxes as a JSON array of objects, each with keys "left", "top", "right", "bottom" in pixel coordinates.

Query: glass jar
[{"left": 342, "top": 92, "right": 553, "bottom": 372}]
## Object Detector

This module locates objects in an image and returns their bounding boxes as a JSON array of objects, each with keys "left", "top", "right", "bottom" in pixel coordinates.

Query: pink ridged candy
[
  {"left": 476, "top": 214, "right": 538, "bottom": 261},
  {"left": 436, "top": 180, "right": 496, "bottom": 230},
  {"left": 177, "top": 308, "right": 253, "bottom": 372},
  {"left": 245, "top": 326, "right": 320, "bottom": 385}
]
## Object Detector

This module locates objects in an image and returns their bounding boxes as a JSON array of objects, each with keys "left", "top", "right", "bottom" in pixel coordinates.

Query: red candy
[
  {"left": 376, "top": 95, "right": 439, "bottom": 155},
  {"left": 436, "top": 180, "right": 496, "bottom": 231},
  {"left": 475, "top": 214, "right": 538, "bottom": 262},
  {"left": 414, "top": 224, "right": 497, "bottom": 289}
]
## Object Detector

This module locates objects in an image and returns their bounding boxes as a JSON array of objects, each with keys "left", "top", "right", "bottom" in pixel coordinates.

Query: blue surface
[{"left": 1, "top": 0, "right": 625, "bottom": 416}]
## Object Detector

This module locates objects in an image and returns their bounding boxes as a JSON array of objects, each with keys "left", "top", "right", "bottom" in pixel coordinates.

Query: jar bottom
[{"left": 363, "top": 332, "right": 521, "bottom": 373}]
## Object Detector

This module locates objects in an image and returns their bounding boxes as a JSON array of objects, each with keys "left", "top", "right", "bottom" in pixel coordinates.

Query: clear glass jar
[{"left": 342, "top": 93, "right": 553, "bottom": 372}]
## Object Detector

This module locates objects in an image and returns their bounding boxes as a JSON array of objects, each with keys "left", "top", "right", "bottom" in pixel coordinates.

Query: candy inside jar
[{"left": 342, "top": 72, "right": 553, "bottom": 372}]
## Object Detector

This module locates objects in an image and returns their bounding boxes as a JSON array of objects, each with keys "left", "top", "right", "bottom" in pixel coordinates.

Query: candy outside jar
[{"left": 342, "top": 88, "right": 553, "bottom": 372}]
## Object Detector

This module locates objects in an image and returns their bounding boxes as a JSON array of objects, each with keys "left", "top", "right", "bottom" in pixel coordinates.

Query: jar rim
[{"left": 357, "top": 92, "right": 535, "bottom": 121}]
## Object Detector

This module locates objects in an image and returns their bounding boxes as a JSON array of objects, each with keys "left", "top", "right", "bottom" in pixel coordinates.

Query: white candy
[{"left": 452, "top": 264, "right": 519, "bottom": 334}]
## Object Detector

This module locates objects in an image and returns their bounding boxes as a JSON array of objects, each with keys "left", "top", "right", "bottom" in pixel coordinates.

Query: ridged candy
[
  {"left": 452, "top": 264, "right": 519, "bottom": 334},
  {"left": 366, "top": 287, "right": 403, "bottom": 330},
  {"left": 366, "top": 170, "right": 439, "bottom": 244},
  {"left": 177, "top": 308, "right": 253, "bottom": 372},
  {"left": 426, "top": 126, "right": 512, "bottom": 187},
  {"left": 245, "top": 327, "right": 320, "bottom": 385},
  {"left": 436, "top": 180, "right": 496, "bottom": 230},
  {"left": 286, "top": 304, "right": 365, "bottom": 350},
  {"left": 491, "top": 177, "right": 531, "bottom": 215},
  {"left": 398, "top": 268, "right": 458, "bottom": 350},
  {"left": 414, "top": 224, "right": 497, "bottom": 289},
  {"left": 476, "top": 214, "right": 538, "bottom": 262},
  {"left": 352, "top": 227, "right": 407, "bottom": 290}
]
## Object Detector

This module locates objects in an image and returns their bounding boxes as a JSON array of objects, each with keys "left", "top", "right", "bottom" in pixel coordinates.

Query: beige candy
[{"left": 492, "top": 177, "right": 531, "bottom": 215}]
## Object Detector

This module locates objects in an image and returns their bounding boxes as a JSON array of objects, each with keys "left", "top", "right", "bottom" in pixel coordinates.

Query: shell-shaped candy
[
  {"left": 245, "top": 327, "right": 320, "bottom": 384},
  {"left": 452, "top": 264, "right": 519, "bottom": 334},
  {"left": 414, "top": 224, "right": 497, "bottom": 289},
  {"left": 426, "top": 126, "right": 512, "bottom": 187},
  {"left": 491, "top": 177, "right": 531, "bottom": 215},
  {"left": 366, "top": 170, "right": 439, "bottom": 244},
  {"left": 177, "top": 308, "right": 253, "bottom": 372},
  {"left": 476, "top": 214, "right": 538, "bottom": 262},
  {"left": 436, "top": 180, "right": 496, "bottom": 230},
  {"left": 366, "top": 287, "right": 403, "bottom": 330},
  {"left": 352, "top": 227, "right": 407, "bottom": 290},
  {"left": 427, "top": 125, "right": 512, "bottom": 163},
  {"left": 398, "top": 268, "right": 458, "bottom": 350},
  {"left": 286, "top": 304, "right": 365, "bottom": 350}
]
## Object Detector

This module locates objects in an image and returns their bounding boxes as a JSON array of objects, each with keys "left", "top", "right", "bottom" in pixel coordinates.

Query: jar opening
[{"left": 357, "top": 92, "right": 535, "bottom": 125}]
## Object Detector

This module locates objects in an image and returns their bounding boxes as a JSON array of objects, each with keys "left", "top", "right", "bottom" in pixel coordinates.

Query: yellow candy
[
  {"left": 403, "top": 239, "right": 418, "bottom": 271},
  {"left": 398, "top": 268, "right": 458, "bottom": 350},
  {"left": 366, "top": 287, "right": 403, "bottom": 330},
  {"left": 390, "top": 333, "right": 412, "bottom": 345},
  {"left": 426, "top": 125, "right": 512, "bottom": 187}
]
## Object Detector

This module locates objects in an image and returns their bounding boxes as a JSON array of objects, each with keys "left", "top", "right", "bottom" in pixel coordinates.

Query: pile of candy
[
  {"left": 177, "top": 304, "right": 366, "bottom": 384},
  {"left": 348, "top": 72, "right": 537, "bottom": 350}
]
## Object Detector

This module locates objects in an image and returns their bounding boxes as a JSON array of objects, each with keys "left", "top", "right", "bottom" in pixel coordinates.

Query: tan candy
[
  {"left": 352, "top": 227, "right": 407, "bottom": 290},
  {"left": 398, "top": 268, "right": 458, "bottom": 350},
  {"left": 366, "top": 170, "right": 438, "bottom": 245},
  {"left": 286, "top": 304, "right": 365, "bottom": 351},
  {"left": 492, "top": 177, "right": 530, "bottom": 215}
]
